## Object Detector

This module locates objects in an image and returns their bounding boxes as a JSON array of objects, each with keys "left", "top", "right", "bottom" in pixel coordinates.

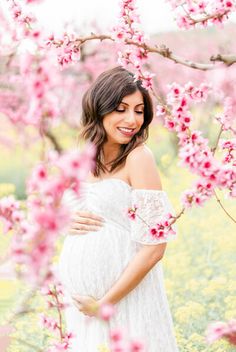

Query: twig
[
  {"left": 214, "top": 190, "right": 236, "bottom": 223},
  {"left": 52, "top": 285, "right": 63, "bottom": 342},
  {"left": 211, "top": 124, "right": 224, "bottom": 155}
]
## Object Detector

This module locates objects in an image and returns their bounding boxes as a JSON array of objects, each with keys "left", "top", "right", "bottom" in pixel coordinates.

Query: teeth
[{"left": 118, "top": 127, "right": 134, "bottom": 132}]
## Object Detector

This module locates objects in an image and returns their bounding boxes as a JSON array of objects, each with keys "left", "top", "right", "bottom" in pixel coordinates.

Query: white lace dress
[{"left": 58, "top": 179, "right": 179, "bottom": 352}]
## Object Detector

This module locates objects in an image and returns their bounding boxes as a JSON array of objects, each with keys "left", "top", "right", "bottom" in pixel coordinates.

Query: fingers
[
  {"left": 72, "top": 298, "right": 91, "bottom": 316},
  {"left": 73, "top": 299, "right": 83, "bottom": 313},
  {"left": 76, "top": 211, "right": 104, "bottom": 222},
  {"left": 71, "top": 224, "right": 102, "bottom": 231},
  {"left": 68, "top": 229, "right": 88, "bottom": 235},
  {"left": 72, "top": 217, "right": 103, "bottom": 227},
  {"left": 69, "top": 224, "right": 102, "bottom": 234},
  {"left": 68, "top": 211, "right": 105, "bottom": 236},
  {"left": 71, "top": 212, "right": 104, "bottom": 226}
]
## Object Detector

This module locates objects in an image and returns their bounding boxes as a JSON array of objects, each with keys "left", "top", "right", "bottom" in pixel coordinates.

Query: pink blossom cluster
[
  {"left": 40, "top": 283, "right": 74, "bottom": 351},
  {"left": 206, "top": 319, "right": 236, "bottom": 346},
  {"left": 219, "top": 138, "right": 236, "bottom": 164},
  {"left": 157, "top": 82, "right": 236, "bottom": 206},
  {"left": 45, "top": 32, "right": 81, "bottom": 68},
  {"left": 113, "top": 0, "right": 154, "bottom": 90},
  {"left": 166, "top": 0, "right": 236, "bottom": 29},
  {"left": 109, "top": 328, "right": 145, "bottom": 352},
  {"left": 0, "top": 52, "right": 61, "bottom": 127},
  {"left": 21, "top": 54, "right": 61, "bottom": 125},
  {"left": 40, "top": 315, "right": 59, "bottom": 332},
  {"left": 127, "top": 206, "right": 177, "bottom": 240},
  {"left": 127, "top": 204, "right": 138, "bottom": 220},
  {"left": 215, "top": 97, "right": 236, "bottom": 134},
  {"left": 148, "top": 213, "right": 177, "bottom": 240},
  {"left": 7, "top": 0, "right": 42, "bottom": 41},
  {"left": 159, "top": 81, "right": 210, "bottom": 137},
  {"left": 179, "top": 132, "right": 236, "bottom": 206},
  {"left": 2, "top": 146, "right": 94, "bottom": 283},
  {"left": 181, "top": 178, "right": 214, "bottom": 208},
  {"left": 0, "top": 195, "right": 24, "bottom": 233}
]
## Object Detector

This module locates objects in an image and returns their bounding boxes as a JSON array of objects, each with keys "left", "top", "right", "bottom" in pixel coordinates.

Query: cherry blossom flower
[
  {"left": 127, "top": 205, "right": 138, "bottom": 220},
  {"left": 206, "top": 319, "right": 236, "bottom": 345},
  {"left": 98, "top": 303, "right": 116, "bottom": 321},
  {"left": 167, "top": 0, "right": 236, "bottom": 29}
]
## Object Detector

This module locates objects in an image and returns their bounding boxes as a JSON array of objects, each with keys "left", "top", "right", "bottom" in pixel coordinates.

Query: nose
[{"left": 124, "top": 110, "right": 137, "bottom": 125}]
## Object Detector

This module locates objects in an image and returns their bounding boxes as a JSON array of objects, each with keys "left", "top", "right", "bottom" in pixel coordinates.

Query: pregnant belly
[{"left": 58, "top": 224, "right": 131, "bottom": 299}]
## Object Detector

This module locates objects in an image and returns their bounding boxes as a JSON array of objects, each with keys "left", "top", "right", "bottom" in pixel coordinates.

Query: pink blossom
[
  {"left": 127, "top": 205, "right": 138, "bottom": 220},
  {"left": 0, "top": 195, "right": 21, "bottom": 234},
  {"left": 149, "top": 227, "right": 158, "bottom": 236},
  {"left": 40, "top": 314, "right": 58, "bottom": 332},
  {"left": 206, "top": 319, "right": 236, "bottom": 345},
  {"left": 112, "top": 0, "right": 153, "bottom": 89},
  {"left": 98, "top": 303, "right": 116, "bottom": 321},
  {"left": 167, "top": 0, "right": 236, "bottom": 29},
  {"left": 129, "top": 339, "right": 145, "bottom": 351},
  {"left": 110, "top": 328, "right": 124, "bottom": 342}
]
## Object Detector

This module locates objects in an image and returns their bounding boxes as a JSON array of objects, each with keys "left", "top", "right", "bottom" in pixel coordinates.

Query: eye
[
  {"left": 135, "top": 111, "right": 144, "bottom": 114},
  {"left": 115, "top": 108, "right": 125, "bottom": 113}
]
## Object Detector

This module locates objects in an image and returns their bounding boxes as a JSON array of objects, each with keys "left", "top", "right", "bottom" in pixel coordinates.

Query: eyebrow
[{"left": 120, "top": 102, "right": 144, "bottom": 107}]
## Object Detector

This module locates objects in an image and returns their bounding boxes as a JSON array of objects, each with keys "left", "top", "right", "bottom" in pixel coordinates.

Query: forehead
[{"left": 121, "top": 90, "right": 144, "bottom": 105}]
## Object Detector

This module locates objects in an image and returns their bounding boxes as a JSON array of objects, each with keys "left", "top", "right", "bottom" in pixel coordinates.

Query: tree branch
[
  {"left": 65, "top": 33, "right": 236, "bottom": 71},
  {"left": 210, "top": 53, "right": 236, "bottom": 66},
  {"left": 44, "top": 130, "right": 63, "bottom": 154}
]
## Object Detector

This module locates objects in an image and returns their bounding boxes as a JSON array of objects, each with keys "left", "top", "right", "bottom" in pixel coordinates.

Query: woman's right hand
[{"left": 68, "top": 210, "right": 105, "bottom": 235}]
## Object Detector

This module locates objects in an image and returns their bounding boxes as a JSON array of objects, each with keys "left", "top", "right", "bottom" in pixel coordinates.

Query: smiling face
[{"left": 102, "top": 89, "right": 144, "bottom": 147}]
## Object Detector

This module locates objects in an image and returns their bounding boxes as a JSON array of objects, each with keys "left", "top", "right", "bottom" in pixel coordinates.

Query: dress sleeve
[{"left": 130, "top": 189, "right": 178, "bottom": 245}]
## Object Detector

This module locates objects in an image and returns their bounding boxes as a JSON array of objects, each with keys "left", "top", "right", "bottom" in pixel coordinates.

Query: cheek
[
  {"left": 102, "top": 120, "right": 117, "bottom": 136},
  {"left": 103, "top": 115, "right": 121, "bottom": 131},
  {"left": 137, "top": 115, "right": 144, "bottom": 127}
]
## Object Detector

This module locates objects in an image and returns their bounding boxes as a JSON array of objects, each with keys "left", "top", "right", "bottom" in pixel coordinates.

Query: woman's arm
[
  {"left": 99, "top": 242, "right": 166, "bottom": 305},
  {"left": 99, "top": 145, "right": 166, "bottom": 306}
]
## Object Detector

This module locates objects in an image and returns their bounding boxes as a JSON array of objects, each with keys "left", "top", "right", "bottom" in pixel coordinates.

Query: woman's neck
[{"left": 102, "top": 142, "right": 120, "bottom": 165}]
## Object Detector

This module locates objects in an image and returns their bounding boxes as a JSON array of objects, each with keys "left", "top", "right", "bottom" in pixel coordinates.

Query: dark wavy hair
[{"left": 79, "top": 66, "right": 154, "bottom": 177}]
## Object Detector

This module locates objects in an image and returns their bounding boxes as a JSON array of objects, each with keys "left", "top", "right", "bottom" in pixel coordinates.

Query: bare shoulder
[
  {"left": 126, "top": 144, "right": 153, "bottom": 160},
  {"left": 126, "top": 144, "right": 162, "bottom": 190}
]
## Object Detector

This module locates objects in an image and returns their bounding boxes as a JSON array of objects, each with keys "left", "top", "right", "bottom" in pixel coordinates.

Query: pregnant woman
[{"left": 58, "top": 66, "right": 179, "bottom": 351}]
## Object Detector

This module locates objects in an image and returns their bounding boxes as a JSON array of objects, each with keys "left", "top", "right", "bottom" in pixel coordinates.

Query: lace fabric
[{"left": 130, "top": 189, "right": 178, "bottom": 245}]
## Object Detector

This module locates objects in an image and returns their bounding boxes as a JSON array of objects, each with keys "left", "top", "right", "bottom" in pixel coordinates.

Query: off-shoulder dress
[{"left": 58, "top": 179, "right": 179, "bottom": 352}]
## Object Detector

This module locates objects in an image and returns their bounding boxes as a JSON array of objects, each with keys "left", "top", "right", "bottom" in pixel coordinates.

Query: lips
[{"left": 117, "top": 127, "right": 136, "bottom": 137}]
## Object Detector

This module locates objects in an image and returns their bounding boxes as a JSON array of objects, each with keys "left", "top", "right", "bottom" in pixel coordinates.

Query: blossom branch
[
  {"left": 184, "top": 9, "right": 230, "bottom": 26},
  {"left": 48, "top": 33, "right": 236, "bottom": 71},
  {"left": 52, "top": 285, "right": 64, "bottom": 342}
]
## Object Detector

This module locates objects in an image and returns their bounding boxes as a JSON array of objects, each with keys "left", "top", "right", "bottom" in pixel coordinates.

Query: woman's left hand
[{"left": 72, "top": 294, "right": 100, "bottom": 317}]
